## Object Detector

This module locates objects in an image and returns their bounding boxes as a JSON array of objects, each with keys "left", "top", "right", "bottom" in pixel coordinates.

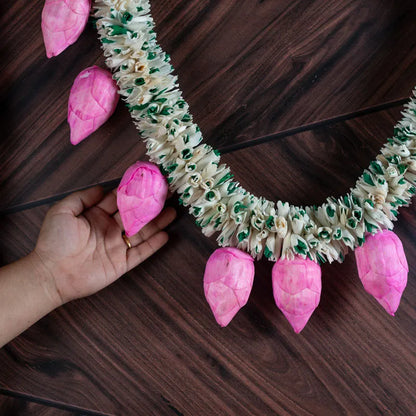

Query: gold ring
[{"left": 122, "top": 232, "right": 132, "bottom": 249}]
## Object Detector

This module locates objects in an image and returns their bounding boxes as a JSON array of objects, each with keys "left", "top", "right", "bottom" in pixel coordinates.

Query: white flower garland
[{"left": 94, "top": 0, "right": 416, "bottom": 264}]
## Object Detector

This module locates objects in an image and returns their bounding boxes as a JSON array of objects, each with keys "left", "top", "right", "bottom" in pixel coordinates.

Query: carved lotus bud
[
  {"left": 272, "top": 256, "right": 322, "bottom": 333},
  {"left": 355, "top": 230, "right": 408, "bottom": 316},
  {"left": 117, "top": 161, "right": 168, "bottom": 237},
  {"left": 204, "top": 248, "right": 255, "bottom": 327},
  {"left": 68, "top": 66, "right": 119, "bottom": 145}
]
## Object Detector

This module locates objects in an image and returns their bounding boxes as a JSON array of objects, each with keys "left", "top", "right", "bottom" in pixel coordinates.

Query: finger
[
  {"left": 56, "top": 186, "right": 104, "bottom": 216},
  {"left": 96, "top": 188, "right": 118, "bottom": 215},
  {"left": 114, "top": 206, "right": 176, "bottom": 246},
  {"left": 126, "top": 231, "right": 169, "bottom": 270}
]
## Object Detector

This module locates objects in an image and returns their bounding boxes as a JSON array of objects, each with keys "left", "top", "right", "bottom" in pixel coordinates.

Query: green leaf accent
[
  {"left": 398, "top": 164, "right": 407, "bottom": 174},
  {"left": 333, "top": 228, "right": 342, "bottom": 240},
  {"left": 193, "top": 207, "right": 202, "bottom": 216},
  {"left": 233, "top": 201, "right": 247, "bottom": 213},
  {"left": 238, "top": 229, "right": 249, "bottom": 242},
  {"left": 205, "top": 191, "right": 215, "bottom": 201},
  {"left": 149, "top": 67, "right": 160, "bottom": 74},
  {"left": 130, "top": 103, "right": 149, "bottom": 111},
  {"left": 347, "top": 218, "right": 357, "bottom": 229},
  {"left": 326, "top": 205, "right": 335, "bottom": 218},
  {"left": 182, "top": 114, "right": 191, "bottom": 122},
  {"left": 343, "top": 195, "right": 351, "bottom": 207},
  {"left": 101, "top": 38, "right": 115, "bottom": 43},
  {"left": 353, "top": 209, "right": 362, "bottom": 221},
  {"left": 166, "top": 163, "right": 178, "bottom": 173},
  {"left": 136, "top": 6, "right": 144, "bottom": 11},
  {"left": 113, "top": 48, "right": 122, "bottom": 54},
  {"left": 121, "top": 11, "right": 133, "bottom": 23},
  {"left": 357, "top": 237, "right": 365, "bottom": 246},
  {"left": 141, "top": 41, "right": 149, "bottom": 51},
  {"left": 363, "top": 172, "right": 375, "bottom": 186},
  {"left": 181, "top": 149, "right": 192, "bottom": 160},
  {"left": 147, "top": 52, "right": 157, "bottom": 60},
  {"left": 370, "top": 161, "right": 384, "bottom": 175},
  {"left": 160, "top": 107, "right": 173, "bottom": 116},
  {"left": 126, "top": 88, "right": 133, "bottom": 94},
  {"left": 395, "top": 197, "right": 406, "bottom": 206},
  {"left": 265, "top": 216, "right": 274, "bottom": 229},
  {"left": 227, "top": 182, "right": 237, "bottom": 194},
  {"left": 109, "top": 25, "right": 128, "bottom": 35},
  {"left": 316, "top": 253, "right": 326, "bottom": 264},
  {"left": 364, "top": 198, "right": 374, "bottom": 208},
  {"left": 182, "top": 187, "right": 191, "bottom": 199},
  {"left": 134, "top": 77, "right": 145, "bottom": 86},
  {"left": 216, "top": 172, "right": 233, "bottom": 186},
  {"left": 264, "top": 246, "right": 273, "bottom": 259},
  {"left": 318, "top": 229, "right": 330, "bottom": 239},
  {"left": 364, "top": 220, "right": 378, "bottom": 233}
]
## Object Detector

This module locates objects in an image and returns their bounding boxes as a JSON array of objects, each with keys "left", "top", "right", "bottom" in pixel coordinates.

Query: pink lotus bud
[
  {"left": 117, "top": 161, "right": 168, "bottom": 237},
  {"left": 68, "top": 66, "right": 119, "bottom": 145},
  {"left": 272, "top": 257, "right": 321, "bottom": 333},
  {"left": 355, "top": 230, "right": 408, "bottom": 316},
  {"left": 204, "top": 248, "right": 255, "bottom": 327},
  {"left": 41, "top": 0, "right": 91, "bottom": 58}
]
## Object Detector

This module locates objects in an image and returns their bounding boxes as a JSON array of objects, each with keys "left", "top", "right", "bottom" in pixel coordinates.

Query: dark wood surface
[
  {"left": 0, "top": 396, "right": 76, "bottom": 416},
  {"left": 2, "top": 0, "right": 416, "bottom": 209},
  {"left": 0, "top": 1, "right": 415, "bottom": 415}
]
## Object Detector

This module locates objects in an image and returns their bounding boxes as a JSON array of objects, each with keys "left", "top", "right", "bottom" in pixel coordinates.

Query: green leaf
[
  {"left": 264, "top": 246, "right": 273, "bottom": 259},
  {"left": 363, "top": 172, "right": 375, "bottom": 186}
]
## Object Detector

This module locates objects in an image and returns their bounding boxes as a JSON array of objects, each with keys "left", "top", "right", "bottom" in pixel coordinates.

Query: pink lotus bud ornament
[
  {"left": 117, "top": 161, "right": 168, "bottom": 237},
  {"left": 68, "top": 66, "right": 119, "bottom": 145},
  {"left": 41, "top": 0, "right": 91, "bottom": 58},
  {"left": 272, "top": 257, "right": 322, "bottom": 333},
  {"left": 355, "top": 230, "right": 408, "bottom": 316},
  {"left": 204, "top": 248, "right": 255, "bottom": 327}
]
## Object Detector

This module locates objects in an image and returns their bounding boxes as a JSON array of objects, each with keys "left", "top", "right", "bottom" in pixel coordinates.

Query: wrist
[{"left": 26, "top": 251, "right": 64, "bottom": 310}]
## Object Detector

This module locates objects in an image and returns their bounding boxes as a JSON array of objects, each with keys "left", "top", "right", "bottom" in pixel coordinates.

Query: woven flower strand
[{"left": 93, "top": 0, "right": 416, "bottom": 264}]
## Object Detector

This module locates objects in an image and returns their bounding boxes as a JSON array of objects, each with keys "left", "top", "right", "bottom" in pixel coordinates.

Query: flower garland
[{"left": 94, "top": 0, "right": 416, "bottom": 264}]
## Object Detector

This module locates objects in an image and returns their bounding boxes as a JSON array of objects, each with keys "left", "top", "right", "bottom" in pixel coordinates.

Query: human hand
[{"left": 32, "top": 185, "right": 176, "bottom": 306}]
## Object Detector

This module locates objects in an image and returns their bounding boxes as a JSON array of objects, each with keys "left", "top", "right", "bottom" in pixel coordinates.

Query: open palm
[{"left": 34, "top": 186, "right": 176, "bottom": 304}]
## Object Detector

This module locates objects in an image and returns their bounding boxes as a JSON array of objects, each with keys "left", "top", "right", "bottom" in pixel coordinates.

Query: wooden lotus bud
[
  {"left": 355, "top": 230, "right": 408, "bottom": 316},
  {"left": 41, "top": 0, "right": 91, "bottom": 58},
  {"left": 68, "top": 66, "right": 119, "bottom": 145},
  {"left": 117, "top": 161, "right": 168, "bottom": 237},
  {"left": 204, "top": 248, "right": 255, "bottom": 327},
  {"left": 272, "top": 256, "right": 322, "bottom": 333}
]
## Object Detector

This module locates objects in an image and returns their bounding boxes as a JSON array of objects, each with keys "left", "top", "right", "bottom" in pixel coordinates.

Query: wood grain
[
  {"left": 0, "top": 108, "right": 415, "bottom": 415},
  {"left": 1, "top": 1, "right": 416, "bottom": 208},
  {"left": 0, "top": 395, "right": 77, "bottom": 415}
]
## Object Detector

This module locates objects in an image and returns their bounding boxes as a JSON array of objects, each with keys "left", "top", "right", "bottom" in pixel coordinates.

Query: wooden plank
[
  {"left": 0, "top": 395, "right": 76, "bottom": 416},
  {"left": 1, "top": 1, "right": 416, "bottom": 208},
  {"left": 0, "top": 108, "right": 414, "bottom": 415}
]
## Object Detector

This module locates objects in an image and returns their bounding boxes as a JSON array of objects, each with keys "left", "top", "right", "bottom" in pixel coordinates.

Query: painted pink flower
[
  {"left": 117, "top": 161, "right": 168, "bottom": 237},
  {"left": 41, "top": 0, "right": 91, "bottom": 58},
  {"left": 204, "top": 247, "right": 255, "bottom": 327},
  {"left": 272, "top": 256, "right": 321, "bottom": 333},
  {"left": 355, "top": 230, "right": 408, "bottom": 316},
  {"left": 68, "top": 66, "right": 119, "bottom": 145}
]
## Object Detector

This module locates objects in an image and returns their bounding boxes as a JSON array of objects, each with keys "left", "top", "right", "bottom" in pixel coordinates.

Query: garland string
[{"left": 93, "top": 0, "right": 416, "bottom": 264}]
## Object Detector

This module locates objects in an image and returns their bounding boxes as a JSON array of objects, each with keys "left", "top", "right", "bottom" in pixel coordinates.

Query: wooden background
[{"left": 1, "top": 0, "right": 415, "bottom": 414}]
